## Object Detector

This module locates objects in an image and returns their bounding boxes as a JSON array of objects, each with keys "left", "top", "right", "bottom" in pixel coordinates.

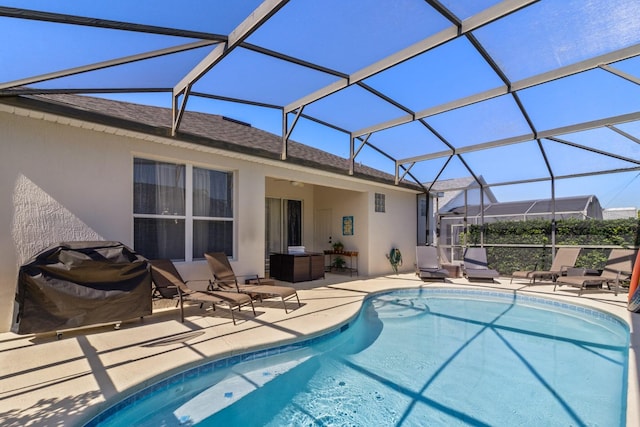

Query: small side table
[
  {"left": 324, "top": 250, "right": 359, "bottom": 276},
  {"left": 442, "top": 263, "right": 462, "bottom": 278}
]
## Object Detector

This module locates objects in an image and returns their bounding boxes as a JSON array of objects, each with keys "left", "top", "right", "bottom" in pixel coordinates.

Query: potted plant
[
  {"left": 332, "top": 255, "right": 346, "bottom": 270},
  {"left": 332, "top": 241, "right": 344, "bottom": 253}
]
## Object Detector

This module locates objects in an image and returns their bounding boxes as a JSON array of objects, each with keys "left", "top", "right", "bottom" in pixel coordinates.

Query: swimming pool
[{"left": 86, "top": 288, "right": 629, "bottom": 426}]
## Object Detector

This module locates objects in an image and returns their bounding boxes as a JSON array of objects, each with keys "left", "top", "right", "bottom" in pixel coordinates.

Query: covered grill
[{"left": 14, "top": 241, "right": 151, "bottom": 334}]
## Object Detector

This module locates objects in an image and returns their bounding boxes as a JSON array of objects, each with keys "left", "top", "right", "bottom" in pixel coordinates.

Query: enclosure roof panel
[{"left": 1, "top": 1, "right": 639, "bottom": 207}]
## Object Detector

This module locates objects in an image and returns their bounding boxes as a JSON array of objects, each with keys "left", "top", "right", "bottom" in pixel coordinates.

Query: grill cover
[{"left": 14, "top": 241, "right": 151, "bottom": 334}]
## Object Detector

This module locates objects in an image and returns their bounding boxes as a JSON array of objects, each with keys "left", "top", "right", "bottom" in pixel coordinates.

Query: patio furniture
[
  {"left": 554, "top": 249, "right": 636, "bottom": 296},
  {"left": 510, "top": 247, "right": 581, "bottom": 285},
  {"left": 270, "top": 252, "right": 325, "bottom": 282},
  {"left": 415, "top": 246, "right": 449, "bottom": 282},
  {"left": 323, "top": 250, "right": 359, "bottom": 276},
  {"left": 205, "top": 252, "right": 301, "bottom": 313},
  {"left": 149, "top": 259, "right": 255, "bottom": 324},
  {"left": 15, "top": 241, "right": 152, "bottom": 335},
  {"left": 462, "top": 247, "right": 500, "bottom": 282}
]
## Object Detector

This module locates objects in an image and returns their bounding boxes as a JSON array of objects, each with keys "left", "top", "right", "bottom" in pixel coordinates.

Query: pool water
[{"left": 90, "top": 289, "right": 629, "bottom": 426}]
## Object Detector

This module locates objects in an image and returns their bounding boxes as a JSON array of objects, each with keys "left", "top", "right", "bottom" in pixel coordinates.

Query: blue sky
[{"left": 1, "top": 0, "right": 640, "bottom": 209}]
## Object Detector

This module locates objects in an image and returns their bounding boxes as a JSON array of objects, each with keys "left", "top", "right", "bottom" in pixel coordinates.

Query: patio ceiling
[{"left": 1, "top": 0, "right": 640, "bottom": 204}]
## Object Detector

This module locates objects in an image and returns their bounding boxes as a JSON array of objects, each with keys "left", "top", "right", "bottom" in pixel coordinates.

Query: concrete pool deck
[{"left": 1, "top": 273, "right": 638, "bottom": 426}]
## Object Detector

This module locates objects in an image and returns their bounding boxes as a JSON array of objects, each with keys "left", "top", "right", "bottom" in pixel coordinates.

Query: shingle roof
[
  {"left": 426, "top": 176, "right": 498, "bottom": 207},
  {"left": 444, "top": 195, "right": 600, "bottom": 218},
  {"left": 1, "top": 93, "right": 422, "bottom": 191}
]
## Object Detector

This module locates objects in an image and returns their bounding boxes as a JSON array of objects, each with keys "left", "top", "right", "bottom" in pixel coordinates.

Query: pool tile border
[{"left": 409, "top": 287, "right": 629, "bottom": 331}]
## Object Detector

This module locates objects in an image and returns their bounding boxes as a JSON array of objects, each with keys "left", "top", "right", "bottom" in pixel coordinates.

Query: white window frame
[
  {"left": 375, "top": 192, "right": 386, "bottom": 213},
  {"left": 133, "top": 156, "right": 235, "bottom": 262}
]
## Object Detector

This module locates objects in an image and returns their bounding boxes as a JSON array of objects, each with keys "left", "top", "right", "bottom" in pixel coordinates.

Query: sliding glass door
[{"left": 265, "top": 198, "right": 302, "bottom": 257}]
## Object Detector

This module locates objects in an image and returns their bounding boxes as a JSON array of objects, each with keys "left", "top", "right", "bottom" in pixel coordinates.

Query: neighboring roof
[
  {"left": 0, "top": 93, "right": 422, "bottom": 191},
  {"left": 428, "top": 177, "right": 476, "bottom": 191},
  {"left": 427, "top": 176, "right": 499, "bottom": 207},
  {"left": 443, "top": 195, "right": 601, "bottom": 219}
]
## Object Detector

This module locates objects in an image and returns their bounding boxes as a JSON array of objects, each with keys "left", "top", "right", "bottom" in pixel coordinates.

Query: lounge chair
[
  {"left": 149, "top": 259, "right": 255, "bottom": 324},
  {"left": 510, "top": 247, "right": 581, "bottom": 285},
  {"left": 554, "top": 249, "right": 636, "bottom": 296},
  {"left": 463, "top": 247, "right": 500, "bottom": 282},
  {"left": 415, "top": 246, "right": 449, "bottom": 281},
  {"left": 204, "top": 252, "right": 301, "bottom": 313}
]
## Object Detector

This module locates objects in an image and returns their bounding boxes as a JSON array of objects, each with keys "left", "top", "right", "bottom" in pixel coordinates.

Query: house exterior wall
[
  {"left": 313, "top": 186, "right": 417, "bottom": 276},
  {"left": 2, "top": 112, "right": 135, "bottom": 331},
  {"left": 368, "top": 189, "right": 417, "bottom": 276},
  {"left": 0, "top": 108, "right": 419, "bottom": 332},
  {"left": 314, "top": 186, "right": 369, "bottom": 274}
]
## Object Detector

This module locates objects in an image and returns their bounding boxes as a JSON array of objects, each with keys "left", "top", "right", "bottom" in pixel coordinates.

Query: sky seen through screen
[{"left": 1, "top": 0, "right": 639, "bottom": 210}]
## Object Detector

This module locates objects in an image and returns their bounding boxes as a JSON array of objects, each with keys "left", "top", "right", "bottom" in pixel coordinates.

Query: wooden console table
[
  {"left": 324, "top": 250, "right": 359, "bottom": 276},
  {"left": 269, "top": 252, "right": 324, "bottom": 283}
]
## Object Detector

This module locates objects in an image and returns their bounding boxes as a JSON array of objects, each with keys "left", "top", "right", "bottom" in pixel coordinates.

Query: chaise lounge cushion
[
  {"left": 415, "top": 246, "right": 449, "bottom": 281},
  {"left": 463, "top": 247, "right": 499, "bottom": 282}
]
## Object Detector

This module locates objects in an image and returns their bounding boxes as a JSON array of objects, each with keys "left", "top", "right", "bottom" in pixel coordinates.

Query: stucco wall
[
  {"left": 311, "top": 186, "right": 417, "bottom": 276},
  {"left": 368, "top": 189, "right": 417, "bottom": 276},
  {"left": 0, "top": 108, "right": 419, "bottom": 332},
  {"left": 314, "top": 186, "right": 369, "bottom": 273},
  {"left": 2, "top": 113, "right": 136, "bottom": 331}
]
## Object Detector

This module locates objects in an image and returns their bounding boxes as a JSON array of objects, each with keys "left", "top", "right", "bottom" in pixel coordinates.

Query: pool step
[{"left": 173, "top": 352, "right": 315, "bottom": 424}]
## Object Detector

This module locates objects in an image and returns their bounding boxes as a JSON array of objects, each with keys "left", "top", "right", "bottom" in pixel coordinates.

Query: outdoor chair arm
[
  {"left": 208, "top": 278, "right": 238, "bottom": 291},
  {"left": 241, "top": 274, "right": 273, "bottom": 285},
  {"left": 152, "top": 283, "right": 180, "bottom": 300},
  {"left": 235, "top": 273, "right": 260, "bottom": 281},
  {"left": 559, "top": 265, "right": 572, "bottom": 274}
]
